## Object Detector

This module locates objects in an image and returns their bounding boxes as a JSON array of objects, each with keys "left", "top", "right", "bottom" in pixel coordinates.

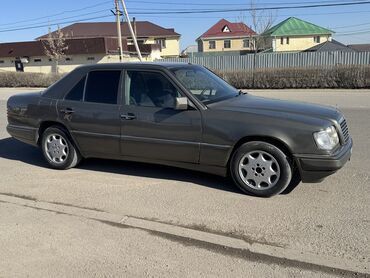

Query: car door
[
  {"left": 120, "top": 69, "right": 202, "bottom": 164},
  {"left": 57, "top": 70, "right": 122, "bottom": 158}
]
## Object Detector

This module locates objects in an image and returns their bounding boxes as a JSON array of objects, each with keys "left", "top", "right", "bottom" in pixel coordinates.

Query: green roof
[{"left": 263, "top": 17, "right": 334, "bottom": 37}]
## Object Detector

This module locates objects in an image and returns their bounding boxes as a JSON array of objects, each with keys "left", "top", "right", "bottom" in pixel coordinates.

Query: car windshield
[{"left": 171, "top": 66, "right": 239, "bottom": 104}]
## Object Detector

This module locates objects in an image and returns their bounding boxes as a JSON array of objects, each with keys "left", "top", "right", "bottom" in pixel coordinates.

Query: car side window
[
  {"left": 65, "top": 76, "right": 86, "bottom": 101},
  {"left": 84, "top": 70, "right": 121, "bottom": 104},
  {"left": 126, "top": 71, "right": 180, "bottom": 108}
]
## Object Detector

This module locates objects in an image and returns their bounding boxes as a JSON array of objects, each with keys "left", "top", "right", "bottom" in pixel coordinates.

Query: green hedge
[
  {"left": 0, "top": 72, "right": 62, "bottom": 88},
  {"left": 1, "top": 66, "right": 370, "bottom": 89},
  {"left": 218, "top": 66, "right": 370, "bottom": 89}
]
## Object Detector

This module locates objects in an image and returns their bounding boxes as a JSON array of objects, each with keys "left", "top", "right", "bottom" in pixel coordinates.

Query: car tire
[
  {"left": 230, "top": 141, "right": 293, "bottom": 197},
  {"left": 41, "top": 126, "right": 81, "bottom": 170},
  {"left": 282, "top": 169, "right": 301, "bottom": 194}
]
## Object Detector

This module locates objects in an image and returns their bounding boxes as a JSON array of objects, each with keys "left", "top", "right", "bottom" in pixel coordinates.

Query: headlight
[{"left": 313, "top": 126, "right": 339, "bottom": 150}]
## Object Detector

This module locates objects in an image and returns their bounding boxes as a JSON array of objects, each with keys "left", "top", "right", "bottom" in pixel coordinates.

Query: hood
[{"left": 209, "top": 94, "right": 341, "bottom": 122}]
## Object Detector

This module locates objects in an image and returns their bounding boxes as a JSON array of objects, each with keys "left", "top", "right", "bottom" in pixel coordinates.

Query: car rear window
[
  {"left": 65, "top": 76, "right": 86, "bottom": 101},
  {"left": 84, "top": 70, "right": 121, "bottom": 104}
]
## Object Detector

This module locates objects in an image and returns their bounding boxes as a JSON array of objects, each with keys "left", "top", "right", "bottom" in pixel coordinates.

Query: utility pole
[
  {"left": 115, "top": 0, "right": 124, "bottom": 61},
  {"left": 120, "top": 0, "right": 143, "bottom": 61}
]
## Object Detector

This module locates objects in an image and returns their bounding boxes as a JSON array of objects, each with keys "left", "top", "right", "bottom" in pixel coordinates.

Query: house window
[
  {"left": 224, "top": 40, "right": 231, "bottom": 49},
  {"left": 286, "top": 37, "right": 290, "bottom": 45},
  {"left": 87, "top": 57, "right": 95, "bottom": 61},
  {"left": 0, "top": 60, "right": 4, "bottom": 64},
  {"left": 155, "top": 38, "right": 166, "bottom": 49},
  {"left": 222, "top": 25, "right": 230, "bottom": 33},
  {"left": 280, "top": 37, "right": 284, "bottom": 45},
  {"left": 34, "top": 58, "right": 42, "bottom": 63},
  {"left": 65, "top": 57, "right": 72, "bottom": 61},
  {"left": 48, "top": 58, "right": 52, "bottom": 62},
  {"left": 209, "top": 40, "right": 216, "bottom": 49},
  {"left": 198, "top": 40, "right": 203, "bottom": 52},
  {"left": 128, "top": 39, "right": 145, "bottom": 44},
  {"left": 314, "top": 36, "right": 321, "bottom": 43},
  {"left": 243, "top": 39, "right": 250, "bottom": 48}
]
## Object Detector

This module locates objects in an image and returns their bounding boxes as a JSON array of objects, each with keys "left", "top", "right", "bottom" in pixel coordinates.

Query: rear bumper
[
  {"left": 294, "top": 139, "right": 353, "bottom": 183},
  {"left": 7, "top": 124, "right": 38, "bottom": 146}
]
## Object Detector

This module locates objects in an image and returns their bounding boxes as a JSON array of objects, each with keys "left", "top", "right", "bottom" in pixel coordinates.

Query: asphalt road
[{"left": 0, "top": 88, "right": 369, "bottom": 277}]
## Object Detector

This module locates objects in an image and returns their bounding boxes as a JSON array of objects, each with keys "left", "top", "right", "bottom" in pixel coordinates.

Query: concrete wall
[
  {"left": 272, "top": 35, "right": 331, "bottom": 52},
  {"left": 199, "top": 37, "right": 253, "bottom": 52},
  {"left": 0, "top": 54, "right": 151, "bottom": 74}
]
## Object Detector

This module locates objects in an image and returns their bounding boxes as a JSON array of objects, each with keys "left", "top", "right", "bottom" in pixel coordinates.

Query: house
[
  {"left": 0, "top": 20, "right": 179, "bottom": 73},
  {"left": 181, "top": 45, "right": 198, "bottom": 57},
  {"left": 262, "top": 17, "right": 334, "bottom": 52},
  {"left": 304, "top": 39, "right": 355, "bottom": 52},
  {"left": 347, "top": 44, "right": 370, "bottom": 52},
  {"left": 37, "top": 20, "right": 181, "bottom": 58},
  {"left": 196, "top": 19, "right": 256, "bottom": 53},
  {"left": 0, "top": 37, "right": 160, "bottom": 73}
]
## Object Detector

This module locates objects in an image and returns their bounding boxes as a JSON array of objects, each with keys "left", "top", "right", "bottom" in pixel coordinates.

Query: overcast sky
[{"left": 1, "top": 0, "right": 370, "bottom": 50}]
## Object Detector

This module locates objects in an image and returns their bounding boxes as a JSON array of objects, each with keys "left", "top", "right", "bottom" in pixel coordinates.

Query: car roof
[
  {"left": 76, "top": 62, "right": 202, "bottom": 71},
  {"left": 43, "top": 62, "right": 204, "bottom": 99}
]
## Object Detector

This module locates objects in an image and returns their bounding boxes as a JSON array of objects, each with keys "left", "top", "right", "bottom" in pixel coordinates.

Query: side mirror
[{"left": 175, "top": 97, "right": 188, "bottom": 110}]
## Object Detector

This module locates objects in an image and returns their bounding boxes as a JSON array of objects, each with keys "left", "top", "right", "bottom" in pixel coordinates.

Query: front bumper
[{"left": 294, "top": 138, "right": 353, "bottom": 183}]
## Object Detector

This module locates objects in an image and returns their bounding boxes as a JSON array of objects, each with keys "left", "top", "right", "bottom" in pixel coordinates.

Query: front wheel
[
  {"left": 230, "top": 141, "right": 293, "bottom": 197},
  {"left": 41, "top": 126, "right": 81, "bottom": 170}
]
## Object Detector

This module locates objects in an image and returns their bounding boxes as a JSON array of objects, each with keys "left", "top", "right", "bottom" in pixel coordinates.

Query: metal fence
[{"left": 158, "top": 51, "right": 370, "bottom": 71}]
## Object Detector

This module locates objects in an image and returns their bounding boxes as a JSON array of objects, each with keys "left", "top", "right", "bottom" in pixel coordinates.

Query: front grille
[{"left": 339, "top": 118, "right": 350, "bottom": 143}]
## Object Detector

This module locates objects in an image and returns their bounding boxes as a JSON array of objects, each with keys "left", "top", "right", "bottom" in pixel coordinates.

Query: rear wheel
[
  {"left": 41, "top": 126, "right": 81, "bottom": 170},
  {"left": 230, "top": 141, "right": 293, "bottom": 197}
]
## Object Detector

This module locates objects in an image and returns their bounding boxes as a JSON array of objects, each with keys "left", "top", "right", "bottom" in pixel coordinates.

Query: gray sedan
[{"left": 6, "top": 63, "right": 352, "bottom": 197}]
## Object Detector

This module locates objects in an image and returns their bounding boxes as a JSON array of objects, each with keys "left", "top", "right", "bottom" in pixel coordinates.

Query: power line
[
  {"left": 130, "top": 9, "right": 370, "bottom": 18},
  {"left": 333, "top": 22, "right": 370, "bottom": 29},
  {"left": 2, "top": 0, "right": 370, "bottom": 27},
  {"left": 120, "top": 1, "right": 370, "bottom": 15},
  {"left": 4, "top": 6, "right": 370, "bottom": 32},
  {"left": 0, "top": 9, "right": 109, "bottom": 31},
  {"left": 337, "top": 27, "right": 370, "bottom": 34},
  {"left": 1, "top": 0, "right": 370, "bottom": 30},
  {"left": 5, "top": 6, "right": 370, "bottom": 31},
  {"left": 1, "top": 1, "right": 370, "bottom": 34},
  {"left": 0, "top": 0, "right": 112, "bottom": 27},
  {"left": 0, "top": 14, "right": 112, "bottom": 33},
  {"left": 336, "top": 29, "right": 370, "bottom": 35},
  {"left": 125, "top": 0, "right": 370, "bottom": 6}
]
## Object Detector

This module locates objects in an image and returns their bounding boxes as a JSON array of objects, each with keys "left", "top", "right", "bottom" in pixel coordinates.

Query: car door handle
[
  {"left": 60, "top": 108, "right": 75, "bottom": 114},
  {"left": 120, "top": 113, "right": 136, "bottom": 120}
]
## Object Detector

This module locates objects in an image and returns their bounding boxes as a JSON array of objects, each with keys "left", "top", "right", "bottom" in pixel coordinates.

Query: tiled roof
[
  {"left": 0, "top": 38, "right": 128, "bottom": 58},
  {"left": 263, "top": 17, "right": 333, "bottom": 37},
  {"left": 347, "top": 44, "right": 370, "bottom": 52},
  {"left": 197, "top": 19, "right": 256, "bottom": 40},
  {"left": 304, "top": 40, "right": 355, "bottom": 52},
  {"left": 37, "top": 21, "right": 180, "bottom": 40}
]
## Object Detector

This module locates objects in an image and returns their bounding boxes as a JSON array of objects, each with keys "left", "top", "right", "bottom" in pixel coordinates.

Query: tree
[
  {"left": 239, "top": 0, "right": 276, "bottom": 86},
  {"left": 239, "top": 0, "right": 276, "bottom": 52},
  {"left": 43, "top": 26, "right": 68, "bottom": 74}
]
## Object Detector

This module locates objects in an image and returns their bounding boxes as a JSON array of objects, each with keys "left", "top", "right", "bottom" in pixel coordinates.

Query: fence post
[{"left": 252, "top": 52, "right": 257, "bottom": 88}]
